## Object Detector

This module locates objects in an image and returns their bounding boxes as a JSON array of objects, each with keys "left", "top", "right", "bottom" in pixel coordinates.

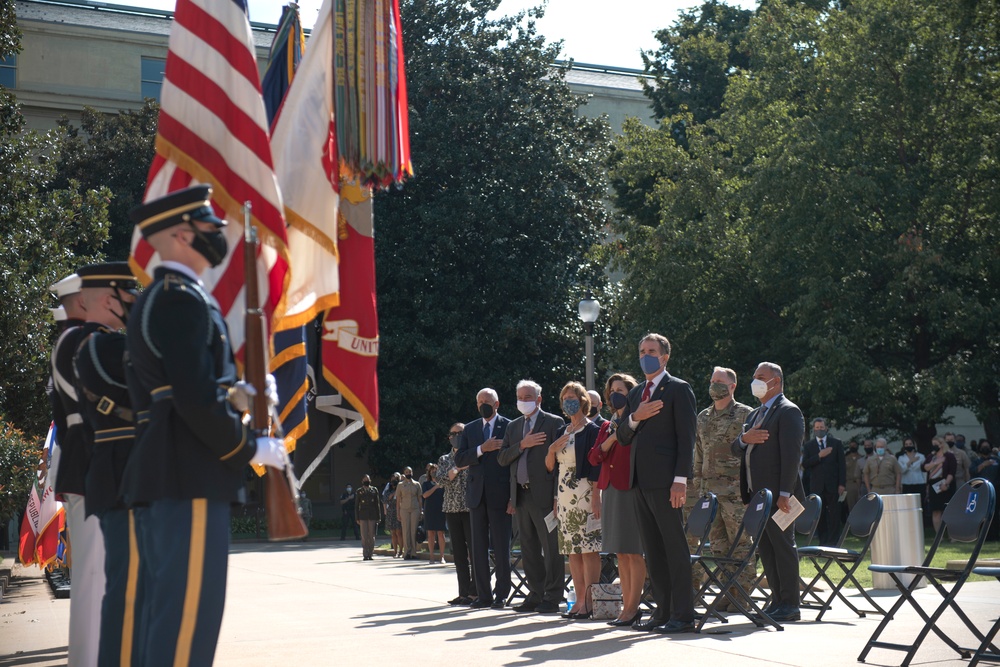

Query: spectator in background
[
  {"left": 802, "top": 417, "right": 846, "bottom": 544},
  {"left": 972, "top": 442, "right": 999, "bottom": 486},
  {"left": 340, "top": 483, "right": 360, "bottom": 540},
  {"left": 396, "top": 466, "right": 423, "bottom": 560},
  {"left": 924, "top": 437, "right": 957, "bottom": 533},
  {"left": 863, "top": 438, "right": 901, "bottom": 495},
  {"left": 437, "top": 423, "right": 476, "bottom": 604},
  {"left": 898, "top": 438, "right": 926, "bottom": 496},
  {"left": 945, "top": 433, "right": 972, "bottom": 489},
  {"left": 587, "top": 390, "right": 607, "bottom": 426},
  {"left": 355, "top": 474, "right": 384, "bottom": 560},
  {"left": 546, "top": 381, "right": 602, "bottom": 619},
  {"left": 588, "top": 372, "right": 646, "bottom": 626},
  {"left": 383, "top": 472, "right": 403, "bottom": 557},
  {"left": 422, "top": 463, "right": 447, "bottom": 564},
  {"left": 844, "top": 441, "right": 864, "bottom": 512}
]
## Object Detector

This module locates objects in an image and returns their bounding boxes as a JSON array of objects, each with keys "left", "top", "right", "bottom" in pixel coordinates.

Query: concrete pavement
[{"left": 2, "top": 539, "right": 999, "bottom": 666}]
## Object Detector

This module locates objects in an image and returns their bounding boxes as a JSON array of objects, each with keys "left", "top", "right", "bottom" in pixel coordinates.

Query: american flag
[{"left": 129, "top": 0, "right": 290, "bottom": 359}]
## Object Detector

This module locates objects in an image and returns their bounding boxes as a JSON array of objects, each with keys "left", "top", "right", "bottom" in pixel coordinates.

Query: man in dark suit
[
  {"left": 801, "top": 417, "right": 846, "bottom": 544},
  {"left": 498, "top": 380, "right": 565, "bottom": 614},
  {"left": 731, "top": 362, "right": 805, "bottom": 623},
  {"left": 615, "top": 333, "right": 698, "bottom": 634},
  {"left": 455, "top": 388, "right": 512, "bottom": 609}
]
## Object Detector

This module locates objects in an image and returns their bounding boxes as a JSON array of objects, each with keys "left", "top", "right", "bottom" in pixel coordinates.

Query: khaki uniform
[
  {"left": 688, "top": 399, "right": 754, "bottom": 596},
  {"left": 844, "top": 451, "right": 864, "bottom": 510},
  {"left": 863, "top": 455, "right": 901, "bottom": 495}
]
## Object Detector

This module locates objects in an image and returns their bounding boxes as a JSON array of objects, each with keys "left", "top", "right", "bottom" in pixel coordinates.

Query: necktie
[
  {"left": 516, "top": 417, "right": 531, "bottom": 484},
  {"left": 641, "top": 381, "right": 653, "bottom": 402},
  {"left": 819, "top": 438, "right": 825, "bottom": 450},
  {"left": 482, "top": 421, "right": 490, "bottom": 443}
]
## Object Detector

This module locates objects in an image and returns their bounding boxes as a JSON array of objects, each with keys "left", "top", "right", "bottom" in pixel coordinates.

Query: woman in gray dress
[{"left": 588, "top": 373, "right": 646, "bottom": 627}]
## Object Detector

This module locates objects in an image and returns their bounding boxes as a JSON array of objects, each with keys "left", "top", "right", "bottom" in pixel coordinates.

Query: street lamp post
[{"left": 577, "top": 290, "right": 601, "bottom": 391}]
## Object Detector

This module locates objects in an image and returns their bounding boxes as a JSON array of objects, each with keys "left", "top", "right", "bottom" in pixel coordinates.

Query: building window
[
  {"left": 0, "top": 54, "right": 16, "bottom": 89},
  {"left": 141, "top": 56, "right": 166, "bottom": 100}
]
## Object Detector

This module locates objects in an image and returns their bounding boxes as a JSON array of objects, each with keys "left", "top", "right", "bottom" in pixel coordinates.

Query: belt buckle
[
  {"left": 96, "top": 396, "right": 115, "bottom": 415},
  {"left": 520, "top": 483, "right": 530, "bottom": 489}
]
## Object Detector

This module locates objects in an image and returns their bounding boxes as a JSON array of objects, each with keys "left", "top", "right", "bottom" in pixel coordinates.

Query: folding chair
[
  {"left": 749, "top": 493, "right": 822, "bottom": 607},
  {"left": 692, "top": 488, "right": 780, "bottom": 632},
  {"left": 503, "top": 549, "right": 528, "bottom": 604},
  {"left": 858, "top": 478, "right": 996, "bottom": 667},
  {"left": 969, "top": 566, "right": 1000, "bottom": 667},
  {"left": 797, "top": 492, "right": 884, "bottom": 621}
]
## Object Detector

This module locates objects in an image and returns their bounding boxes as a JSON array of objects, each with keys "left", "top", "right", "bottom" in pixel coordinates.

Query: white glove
[
  {"left": 228, "top": 381, "right": 256, "bottom": 412},
  {"left": 264, "top": 373, "right": 279, "bottom": 407},
  {"left": 250, "top": 436, "right": 287, "bottom": 468},
  {"left": 228, "top": 376, "right": 279, "bottom": 412}
]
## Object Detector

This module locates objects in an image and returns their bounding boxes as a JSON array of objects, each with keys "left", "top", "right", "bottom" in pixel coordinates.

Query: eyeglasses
[{"left": 448, "top": 431, "right": 462, "bottom": 437}]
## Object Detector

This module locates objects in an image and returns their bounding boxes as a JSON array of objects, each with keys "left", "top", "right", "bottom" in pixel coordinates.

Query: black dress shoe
[
  {"left": 491, "top": 599, "right": 506, "bottom": 609},
  {"left": 608, "top": 610, "right": 642, "bottom": 627},
  {"left": 469, "top": 599, "right": 493, "bottom": 609},
  {"left": 633, "top": 617, "right": 667, "bottom": 631},
  {"left": 448, "top": 596, "right": 465, "bottom": 606},
  {"left": 768, "top": 607, "right": 801, "bottom": 622},
  {"left": 653, "top": 620, "right": 696, "bottom": 634},
  {"left": 513, "top": 601, "right": 539, "bottom": 613},
  {"left": 535, "top": 601, "right": 560, "bottom": 614}
]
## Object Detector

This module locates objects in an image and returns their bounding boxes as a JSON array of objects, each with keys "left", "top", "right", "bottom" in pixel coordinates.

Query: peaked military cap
[
  {"left": 50, "top": 306, "right": 67, "bottom": 322},
  {"left": 129, "top": 185, "right": 226, "bottom": 239},
  {"left": 49, "top": 273, "right": 82, "bottom": 299},
  {"left": 77, "top": 262, "right": 140, "bottom": 291}
]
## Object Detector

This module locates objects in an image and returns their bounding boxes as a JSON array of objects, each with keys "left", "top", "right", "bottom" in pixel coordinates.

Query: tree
[
  {"left": 53, "top": 101, "right": 159, "bottom": 261},
  {"left": 370, "top": 0, "right": 612, "bottom": 472},
  {"left": 0, "top": 420, "right": 41, "bottom": 524},
  {"left": 0, "top": 15, "right": 111, "bottom": 436},
  {"left": 609, "top": 0, "right": 1000, "bottom": 448}
]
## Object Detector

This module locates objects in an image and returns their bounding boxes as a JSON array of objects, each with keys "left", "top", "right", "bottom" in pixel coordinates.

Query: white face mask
[
  {"left": 750, "top": 378, "right": 770, "bottom": 399},
  {"left": 516, "top": 399, "right": 537, "bottom": 416}
]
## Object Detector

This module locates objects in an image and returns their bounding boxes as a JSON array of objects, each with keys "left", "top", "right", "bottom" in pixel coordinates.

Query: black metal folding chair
[
  {"left": 797, "top": 492, "right": 884, "bottom": 621},
  {"left": 692, "top": 489, "right": 780, "bottom": 632},
  {"left": 858, "top": 478, "right": 996, "bottom": 667},
  {"left": 969, "top": 566, "right": 1000, "bottom": 667},
  {"left": 686, "top": 492, "right": 719, "bottom": 555},
  {"left": 750, "top": 492, "right": 822, "bottom": 607}
]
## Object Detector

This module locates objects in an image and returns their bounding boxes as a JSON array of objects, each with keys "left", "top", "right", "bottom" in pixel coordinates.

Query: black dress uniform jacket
[
  {"left": 52, "top": 321, "right": 103, "bottom": 497},
  {"left": 123, "top": 266, "right": 253, "bottom": 505},
  {"left": 75, "top": 328, "right": 133, "bottom": 516}
]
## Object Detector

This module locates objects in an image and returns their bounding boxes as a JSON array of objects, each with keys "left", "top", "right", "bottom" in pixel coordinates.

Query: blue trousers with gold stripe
[
  {"left": 134, "top": 499, "right": 230, "bottom": 667},
  {"left": 98, "top": 509, "right": 143, "bottom": 667}
]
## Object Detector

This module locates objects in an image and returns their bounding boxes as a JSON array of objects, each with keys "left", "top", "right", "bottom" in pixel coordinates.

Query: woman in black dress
[{"left": 422, "top": 463, "right": 447, "bottom": 563}]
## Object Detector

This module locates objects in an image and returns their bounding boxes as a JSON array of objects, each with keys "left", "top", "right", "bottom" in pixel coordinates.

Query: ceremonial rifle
[{"left": 243, "top": 202, "right": 308, "bottom": 541}]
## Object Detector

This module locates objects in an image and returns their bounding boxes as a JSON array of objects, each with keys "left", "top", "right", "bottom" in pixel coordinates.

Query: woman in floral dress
[{"left": 546, "top": 381, "right": 602, "bottom": 618}]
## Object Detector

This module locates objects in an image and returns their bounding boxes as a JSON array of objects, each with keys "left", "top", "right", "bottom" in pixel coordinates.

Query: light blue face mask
[
  {"left": 639, "top": 354, "right": 661, "bottom": 375},
  {"left": 562, "top": 398, "right": 581, "bottom": 416}
]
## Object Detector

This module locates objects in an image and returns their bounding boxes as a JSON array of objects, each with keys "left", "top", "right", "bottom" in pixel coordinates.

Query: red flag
[
  {"left": 19, "top": 425, "right": 64, "bottom": 567},
  {"left": 321, "top": 183, "right": 379, "bottom": 440},
  {"left": 128, "top": 0, "right": 290, "bottom": 361}
]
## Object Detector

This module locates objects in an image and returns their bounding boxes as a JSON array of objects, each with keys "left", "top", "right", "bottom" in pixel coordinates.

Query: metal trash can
[{"left": 870, "top": 493, "right": 926, "bottom": 589}]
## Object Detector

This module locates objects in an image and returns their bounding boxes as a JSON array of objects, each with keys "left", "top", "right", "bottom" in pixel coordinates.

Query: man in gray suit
[
  {"left": 731, "top": 362, "right": 805, "bottom": 622},
  {"left": 498, "top": 380, "right": 566, "bottom": 614}
]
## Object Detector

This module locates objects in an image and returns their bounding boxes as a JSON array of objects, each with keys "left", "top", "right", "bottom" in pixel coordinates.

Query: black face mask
[
  {"left": 404, "top": 473, "right": 413, "bottom": 479},
  {"left": 589, "top": 406, "right": 599, "bottom": 418},
  {"left": 362, "top": 481, "right": 370, "bottom": 486},
  {"left": 189, "top": 222, "right": 228, "bottom": 267},
  {"left": 110, "top": 288, "right": 135, "bottom": 327},
  {"left": 479, "top": 403, "right": 495, "bottom": 420},
  {"left": 609, "top": 392, "right": 628, "bottom": 410},
  {"left": 864, "top": 447, "right": 874, "bottom": 455},
  {"left": 905, "top": 446, "right": 915, "bottom": 452}
]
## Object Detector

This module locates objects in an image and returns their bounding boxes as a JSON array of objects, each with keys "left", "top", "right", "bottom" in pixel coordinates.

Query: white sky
[{"left": 115, "top": 0, "right": 754, "bottom": 69}]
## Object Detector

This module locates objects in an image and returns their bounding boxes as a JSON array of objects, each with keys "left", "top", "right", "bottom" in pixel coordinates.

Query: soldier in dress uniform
[
  {"left": 72, "top": 262, "right": 141, "bottom": 667},
  {"left": 122, "top": 185, "right": 285, "bottom": 667},
  {"left": 689, "top": 366, "right": 754, "bottom": 608},
  {"left": 46, "top": 273, "right": 86, "bottom": 497},
  {"left": 51, "top": 269, "right": 119, "bottom": 666}
]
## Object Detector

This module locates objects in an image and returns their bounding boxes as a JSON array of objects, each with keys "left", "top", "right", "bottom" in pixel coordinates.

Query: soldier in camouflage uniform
[{"left": 688, "top": 366, "right": 755, "bottom": 605}]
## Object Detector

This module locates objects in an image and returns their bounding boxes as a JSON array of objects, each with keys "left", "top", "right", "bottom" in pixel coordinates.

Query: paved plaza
[{"left": 2, "top": 539, "right": 999, "bottom": 666}]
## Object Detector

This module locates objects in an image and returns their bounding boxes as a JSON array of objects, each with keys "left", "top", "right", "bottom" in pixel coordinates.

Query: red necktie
[{"left": 641, "top": 381, "right": 653, "bottom": 402}]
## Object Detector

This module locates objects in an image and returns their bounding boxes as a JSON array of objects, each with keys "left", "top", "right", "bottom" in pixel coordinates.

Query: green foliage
[
  {"left": 370, "top": 0, "right": 612, "bottom": 473},
  {"left": 0, "top": 419, "right": 42, "bottom": 522},
  {"left": 609, "top": 0, "right": 1000, "bottom": 447},
  {"left": 0, "top": 0, "right": 20, "bottom": 60},
  {"left": 0, "top": 88, "right": 111, "bottom": 435},
  {"left": 53, "top": 101, "right": 159, "bottom": 261}
]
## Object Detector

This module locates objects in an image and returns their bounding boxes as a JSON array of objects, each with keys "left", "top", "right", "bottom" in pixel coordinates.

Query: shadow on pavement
[{"left": 0, "top": 646, "right": 69, "bottom": 667}]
